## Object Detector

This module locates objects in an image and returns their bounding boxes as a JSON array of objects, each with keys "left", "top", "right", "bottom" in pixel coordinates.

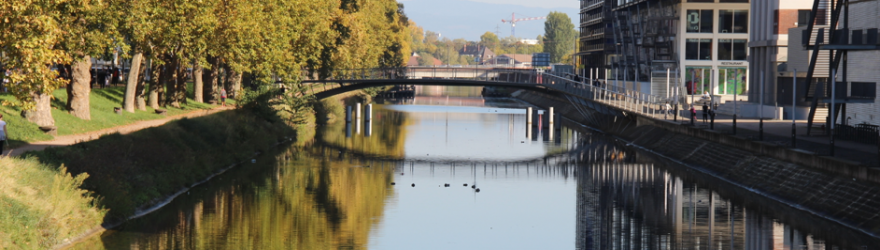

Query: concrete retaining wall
[{"left": 514, "top": 90, "right": 880, "bottom": 237}]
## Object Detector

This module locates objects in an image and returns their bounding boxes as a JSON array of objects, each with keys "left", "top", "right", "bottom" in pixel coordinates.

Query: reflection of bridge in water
[{"left": 305, "top": 139, "right": 863, "bottom": 249}]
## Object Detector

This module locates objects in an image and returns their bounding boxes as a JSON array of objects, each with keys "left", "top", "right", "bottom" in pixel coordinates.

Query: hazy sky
[
  {"left": 399, "top": 0, "right": 580, "bottom": 41},
  {"left": 458, "top": 0, "right": 579, "bottom": 8}
]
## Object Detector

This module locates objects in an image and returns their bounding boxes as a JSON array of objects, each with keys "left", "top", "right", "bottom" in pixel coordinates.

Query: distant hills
[{"left": 401, "top": 0, "right": 579, "bottom": 41}]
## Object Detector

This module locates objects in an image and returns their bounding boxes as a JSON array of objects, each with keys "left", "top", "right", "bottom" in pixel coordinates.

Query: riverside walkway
[
  {"left": 2, "top": 106, "right": 234, "bottom": 157},
  {"left": 303, "top": 66, "right": 880, "bottom": 169}
]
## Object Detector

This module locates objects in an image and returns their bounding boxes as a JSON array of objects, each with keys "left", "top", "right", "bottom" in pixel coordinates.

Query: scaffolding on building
[{"left": 609, "top": 0, "right": 680, "bottom": 102}]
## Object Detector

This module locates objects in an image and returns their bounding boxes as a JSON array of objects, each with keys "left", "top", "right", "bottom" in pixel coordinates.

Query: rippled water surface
[{"left": 74, "top": 86, "right": 880, "bottom": 249}]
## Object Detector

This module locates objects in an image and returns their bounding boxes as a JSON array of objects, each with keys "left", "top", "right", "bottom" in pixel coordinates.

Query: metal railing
[{"left": 301, "top": 67, "right": 672, "bottom": 119}]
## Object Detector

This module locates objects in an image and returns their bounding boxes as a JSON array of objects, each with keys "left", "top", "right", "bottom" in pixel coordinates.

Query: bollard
[
  {"left": 365, "top": 104, "right": 372, "bottom": 121},
  {"left": 346, "top": 106, "right": 352, "bottom": 122},
  {"left": 549, "top": 107, "right": 554, "bottom": 124},
  {"left": 356, "top": 103, "right": 362, "bottom": 120}
]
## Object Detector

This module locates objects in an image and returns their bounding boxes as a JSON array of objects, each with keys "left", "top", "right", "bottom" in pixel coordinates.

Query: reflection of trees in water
[
  {"left": 77, "top": 147, "right": 395, "bottom": 250},
  {"left": 319, "top": 106, "right": 412, "bottom": 158}
]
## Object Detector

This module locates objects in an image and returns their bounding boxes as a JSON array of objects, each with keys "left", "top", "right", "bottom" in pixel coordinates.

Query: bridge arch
[{"left": 302, "top": 79, "right": 566, "bottom": 99}]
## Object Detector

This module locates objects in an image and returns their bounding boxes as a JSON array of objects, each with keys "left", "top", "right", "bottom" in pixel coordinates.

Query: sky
[{"left": 399, "top": 0, "right": 580, "bottom": 41}]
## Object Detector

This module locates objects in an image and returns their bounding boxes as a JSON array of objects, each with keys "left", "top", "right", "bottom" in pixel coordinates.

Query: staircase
[
  {"left": 714, "top": 101, "right": 744, "bottom": 116},
  {"left": 714, "top": 101, "right": 828, "bottom": 121}
]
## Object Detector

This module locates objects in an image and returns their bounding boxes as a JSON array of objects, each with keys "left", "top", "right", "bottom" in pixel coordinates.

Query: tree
[
  {"left": 416, "top": 54, "right": 437, "bottom": 66},
  {"left": 479, "top": 32, "right": 499, "bottom": 50},
  {"left": 543, "top": 11, "right": 576, "bottom": 64},
  {"left": 0, "top": 0, "right": 117, "bottom": 125}
]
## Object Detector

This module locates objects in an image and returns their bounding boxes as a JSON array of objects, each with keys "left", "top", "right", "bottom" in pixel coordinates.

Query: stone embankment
[{"left": 513, "top": 90, "right": 880, "bottom": 237}]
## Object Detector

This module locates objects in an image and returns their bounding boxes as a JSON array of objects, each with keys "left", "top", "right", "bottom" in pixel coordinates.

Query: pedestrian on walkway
[
  {"left": 0, "top": 114, "right": 7, "bottom": 155},
  {"left": 702, "top": 103, "right": 709, "bottom": 123},
  {"left": 665, "top": 102, "right": 672, "bottom": 119},
  {"left": 690, "top": 105, "right": 696, "bottom": 124},
  {"left": 220, "top": 88, "right": 227, "bottom": 107}
]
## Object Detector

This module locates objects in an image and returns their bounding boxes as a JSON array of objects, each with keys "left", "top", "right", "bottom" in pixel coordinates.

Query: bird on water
[{"left": 412, "top": 183, "right": 415, "bottom": 187}]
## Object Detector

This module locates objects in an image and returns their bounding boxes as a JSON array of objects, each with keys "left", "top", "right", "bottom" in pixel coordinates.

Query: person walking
[
  {"left": 665, "top": 101, "right": 672, "bottom": 119},
  {"left": 702, "top": 103, "right": 709, "bottom": 123},
  {"left": 0, "top": 114, "right": 7, "bottom": 156},
  {"left": 690, "top": 105, "right": 696, "bottom": 124},
  {"left": 220, "top": 88, "right": 227, "bottom": 107}
]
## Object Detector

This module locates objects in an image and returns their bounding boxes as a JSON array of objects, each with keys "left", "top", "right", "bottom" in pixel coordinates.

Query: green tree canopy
[
  {"left": 479, "top": 32, "right": 499, "bottom": 50},
  {"left": 543, "top": 11, "right": 576, "bottom": 64}
]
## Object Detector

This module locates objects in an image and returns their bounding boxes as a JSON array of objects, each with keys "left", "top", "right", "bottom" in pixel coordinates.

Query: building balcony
[
  {"left": 581, "top": 0, "right": 604, "bottom": 12},
  {"left": 804, "top": 28, "right": 880, "bottom": 50},
  {"left": 580, "top": 44, "right": 606, "bottom": 52},
  {"left": 582, "top": 14, "right": 605, "bottom": 26}
]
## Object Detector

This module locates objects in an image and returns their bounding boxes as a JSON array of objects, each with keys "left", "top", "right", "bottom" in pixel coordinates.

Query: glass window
[
  {"left": 719, "top": 68, "right": 747, "bottom": 95},
  {"left": 718, "top": 39, "right": 747, "bottom": 60},
  {"left": 797, "top": 10, "right": 811, "bottom": 27},
  {"left": 686, "top": 10, "right": 714, "bottom": 33},
  {"left": 719, "top": 10, "right": 748, "bottom": 33},
  {"left": 686, "top": 39, "right": 713, "bottom": 60},
  {"left": 685, "top": 67, "right": 712, "bottom": 95}
]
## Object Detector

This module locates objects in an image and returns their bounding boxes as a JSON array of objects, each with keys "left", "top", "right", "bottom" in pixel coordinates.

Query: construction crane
[{"left": 501, "top": 13, "right": 545, "bottom": 38}]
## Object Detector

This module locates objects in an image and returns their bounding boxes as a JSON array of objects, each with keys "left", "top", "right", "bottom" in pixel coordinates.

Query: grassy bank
[
  {"left": 0, "top": 158, "right": 105, "bottom": 249},
  {"left": 0, "top": 106, "right": 301, "bottom": 249},
  {"left": 0, "top": 86, "right": 220, "bottom": 148},
  {"left": 27, "top": 109, "right": 298, "bottom": 220}
]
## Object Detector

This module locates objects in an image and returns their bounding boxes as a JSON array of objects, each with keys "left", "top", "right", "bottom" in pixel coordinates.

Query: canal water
[{"left": 73, "top": 86, "right": 879, "bottom": 249}]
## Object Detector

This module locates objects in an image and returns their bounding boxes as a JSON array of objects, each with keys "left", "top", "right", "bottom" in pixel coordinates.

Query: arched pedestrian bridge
[{"left": 301, "top": 67, "right": 671, "bottom": 122}]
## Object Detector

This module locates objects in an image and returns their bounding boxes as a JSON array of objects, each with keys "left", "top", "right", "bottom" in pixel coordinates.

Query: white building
[{"left": 678, "top": 1, "right": 750, "bottom": 100}]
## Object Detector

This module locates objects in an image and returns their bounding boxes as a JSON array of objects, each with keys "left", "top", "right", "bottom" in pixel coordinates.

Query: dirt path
[{"left": 3, "top": 106, "right": 234, "bottom": 157}]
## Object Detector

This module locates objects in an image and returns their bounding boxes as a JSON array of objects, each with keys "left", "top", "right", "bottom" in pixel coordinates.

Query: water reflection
[
  {"left": 72, "top": 90, "right": 880, "bottom": 249},
  {"left": 74, "top": 147, "right": 396, "bottom": 249},
  {"left": 573, "top": 144, "right": 880, "bottom": 250}
]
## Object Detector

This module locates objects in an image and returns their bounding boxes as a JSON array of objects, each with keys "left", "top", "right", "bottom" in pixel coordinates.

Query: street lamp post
[
  {"left": 792, "top": 69, "right": 797, "bottom": 148},
  {"left": 760, "top": 72, "right": 764, "bottom": 141}
]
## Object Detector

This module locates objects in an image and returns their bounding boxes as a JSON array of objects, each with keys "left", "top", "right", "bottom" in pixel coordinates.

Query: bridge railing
[{"left": 302, "top": 67, "right": 671, "bottom": 119}]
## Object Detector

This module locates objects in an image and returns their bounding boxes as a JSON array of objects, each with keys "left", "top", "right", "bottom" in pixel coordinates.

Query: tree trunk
[
  {"left": 176, "top": 63, "right": 188, "bottom": 105},
  {"left": 24, "top": 92, "right": 55, "bottom": 127},
  {"left": 124, "top": 52, "right": 144, "bottom": 113},
  {"left": 193, "top": 63, "right": 204, "bottom": 103},
  {"left": 202, "top": 56, "right": 220, "bottom": 104},
  {"left": 68, "top": 56, "right": 92, "bottom": 120},
  {"left": 224, "top": 64, "right": 242, "bottom": 99},
  {"left": 149, "top": 61, "right": 162, "bottom": 109},
  {"left": 163, "top": 56, "right": 180, "bottom": 108},
  {"left": 136, "top": 59, "right": 148, "bottom": 110}
]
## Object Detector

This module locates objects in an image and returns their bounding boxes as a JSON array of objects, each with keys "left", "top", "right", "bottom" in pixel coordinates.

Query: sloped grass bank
[
  {"left": 0, "top": 108, "right": 301, "bottom": 249},
  {"left": 0, "top": 86, "right": 217, "bottom": 148},
  {"left": 27, "top": 110, "right": 298, "bottom": 220},
  {"left": 0, "top": 158, "right": 105, "bottom": 249}
]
